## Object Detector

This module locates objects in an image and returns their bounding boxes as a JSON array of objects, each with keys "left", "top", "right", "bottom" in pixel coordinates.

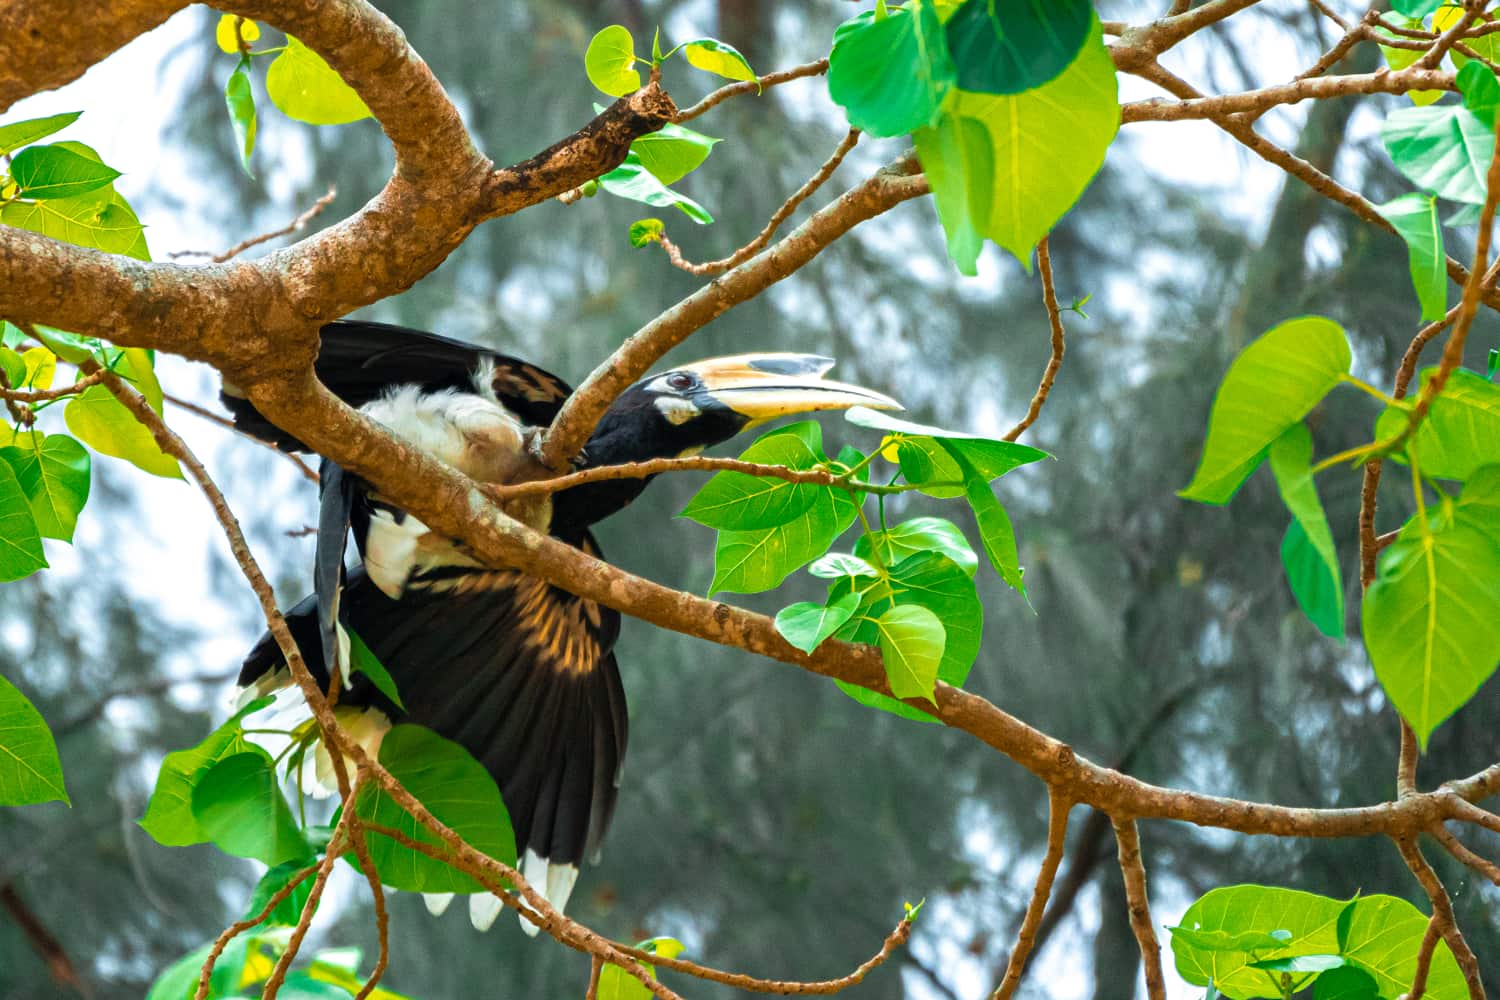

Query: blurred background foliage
[{"left": 3, "top": 1, "right": 1500, "bottom": 998}]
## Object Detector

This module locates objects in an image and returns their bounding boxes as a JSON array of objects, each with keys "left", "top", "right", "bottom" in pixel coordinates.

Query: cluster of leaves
[
  {"left": 581, "top": 26, "right": 755, "bottom": 230},
  {"left": 149, "top": 932, "right": 411, "bottom": 1000},
  {"left": 213, "top": 15, "right": 372, "bottom": 175},
  {"left": 680, "top": 410, "right": 1046, "bottom": 717},
  {"left": 1169, "top": 885, "right": 1465, "bottom": 1000},
  {"left": 1378, "top": 55, "right": 1500, "bottom": 319},
  {"left": 1181, "top": 313, "right": 1500, "bottom": 748},
  {"left": 826, "top": 0, "right": 1118, "bottom": 273}
]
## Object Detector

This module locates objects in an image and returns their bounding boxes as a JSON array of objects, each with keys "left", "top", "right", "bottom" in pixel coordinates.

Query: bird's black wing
[
  {"left": 220, "top": 319, "right": 575, "bottom": 450},
  {"left": 239, "top": 532, "right": 628, "bottom": 870}
]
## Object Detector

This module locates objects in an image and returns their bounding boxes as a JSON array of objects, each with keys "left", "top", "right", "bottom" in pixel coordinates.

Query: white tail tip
[{"left": 423, "top": 893, "right": 454, "bottom": 917}]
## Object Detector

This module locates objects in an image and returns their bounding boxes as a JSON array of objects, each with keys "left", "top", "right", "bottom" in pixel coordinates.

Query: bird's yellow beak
[{"left": 682, "top": 353, "right": 902, "bottom": 426}]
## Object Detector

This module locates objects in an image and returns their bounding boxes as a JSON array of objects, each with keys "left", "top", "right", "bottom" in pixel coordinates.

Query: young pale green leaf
[
  {"left": 680, "top": 422, "right": 827, "bottom": 530},
  {"left": 145, "top": 936, "right": 252, "bottom": 1000},
  {"left": 0, "top": 347, "right": 23, "bottom": 389},
  {"left": 265, "top": 35, "right": 372, "bottom": 125},
  {"left": 856, "top": 516, "right": 978, "bottom": 578},
  {"left": 1383, "top": 104, "right": 1494, "bottom": 206},
  {"left": 834, "top": 551, "right": 982, "bottom": 722},
  {"left": 1266, "top": 424, "right": 1343, "bottom": 639},
  {"left": 1455, "top": 464, "right": 1500, "bottom": 547},
  {"left": 631, "top": 122, "right": 720, "bottom": 185},
  {"left": 0, "top": 111, "right": 82, "bottom": 156},
  {"left": 1458, "top": 61, "right": 1500, "bottom": 126},
  {"left": 354, "top": 724, "right": 516, "bottom": 892},
  {"left": 65, "top": 384, "right": 182, "bottom": 479},
  {"left": 808, "top": 551, "right": 880, "bottom": 580},
  {"left": 945, "top": 0, "right": 1093, "bottom": 94},
  {"left": 598, "top": 153, "right": 714, "bottom": 224},
  {"left": 1363, "top": 487, "right": 1500, "bottom": 748},
  {"left": 191, "top": 751, "right": 313, "bottom": 866},
  {"left": 875, "top": 604, "right": 945, "bottom": 702},
  {"left": 709, "top": 487, "right": 859, "bottom": 594},
  {"left": 0, "top": 189, "right": 148, "bottom": 259},
  {"left": 596, "top": 936, "right": 688, "bottom": 999},
  {"left": 941, "top": 441, "right": 1025, "bottom": 594},
  {"left": 1376, "top": 24, "right": 1445, "bottom": 106},
  {"left": 828, "top": 2, "right": 954, "bottom": 137},
  {"left": 0, "top": 322, "right": 24, "bottom": 349},
  {"left": 1180, "top": 317, "right": 1352, "bottom": 504},
  {"left": 0, "top": 674, "right": 68, "bottom": 806},
  {"left": 9, "top": 144, "right": 120, "bottom": 200},
  {"left": 680, "top": 38, "right": 757, "bottom": 83},
  {"left": 1376, "top": 368, "right": 1500, "bottom": 482},
  {"left": 774, "top": 593, "right": 860, "bottom": 654},
  {"left": 0, "top": 460, "right": 47, "bottom": 582},
  {"left": 243, "top": 860, "right": 316, "bottom": 927},
  {"left": 628, "top": 218, "right": 664, "bottom": 247},
  {"left": 138, "top": 696, "right": 269, "bottom": 846},
  {"left": 913, "top": 110, "right": 993, "bottom": 275},
  {"left": 347, "top": 627, "right": 405, "bottom": 710},
  {"left": 225, "top": 61, "right": 258, "bottom": 176},
  {"left": 585, "top": 25, "right": 641, "bottom": 97},
  {"left": 952, "top": 19, "right": 1118, "bottom": 267},
  {"left": 1340, "top": 894, "right": 1466, "bottom": 999},
  {"left": 1374, "top": 193, "right": 1447, "bottom": 322},
  {"left": 0, "top": 434, "right": 91, "bottom": 542}
]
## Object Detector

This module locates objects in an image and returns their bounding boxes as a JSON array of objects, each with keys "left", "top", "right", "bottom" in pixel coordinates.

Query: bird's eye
[{"left": 666, "top": 372, "right": 694, "bottom": 391}]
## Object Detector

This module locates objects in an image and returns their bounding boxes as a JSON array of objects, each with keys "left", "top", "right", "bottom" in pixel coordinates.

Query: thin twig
[
  {"left": 657, "top": 129, "right": 861, "bottom": 275},
  {"left": 1430, "top": 824, "right": 1500, "bottom": 888},
  {"left": 674, "top": 59, "right": 829, "bottom": 124},
  {"left": 1395, "top": 835, "right": 1486, "bottom": 1000},
  {"left": 261, "top": 824, "right": 352, "bottom": 1000},
  {"left": 1112, "top": 818, "right": 1166, "bottom": 1000},
  {"left": 992, "top": 793, "right": 1073, "bottom": 1000},
  {"left": 190, "top": 865, "right": 319, "bottom": 1000},
  {"left": 170, "top": 187, "right": 337, "bottom": 264},
  {"left": 164, "top": 391, "right": 320, "bottom": 483},
  {"left": 0, "top": 372, "right": 102, "bottom": 403},
  {"left": 1004, "top": 237, "right": 1067, "bottom": 442},
  {"left": 585, "top": 956, "right": 603, "bottom": 1000}
]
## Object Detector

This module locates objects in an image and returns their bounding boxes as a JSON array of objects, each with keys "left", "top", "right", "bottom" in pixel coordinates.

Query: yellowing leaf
[
  {"left": 215, "top": 14, "right": 261, "bottom": 54},
  {"left": 64, "top": 384, "right": 182, "bottom": 479},
  {"left": 20, "top": 348, "right": 54, "bottom": 389},
  {"left": 681, "top": 38, "right": 757, "bottom": 83},
  {"left": 266, "top": 36, "right": 372, "bottom": 126}
]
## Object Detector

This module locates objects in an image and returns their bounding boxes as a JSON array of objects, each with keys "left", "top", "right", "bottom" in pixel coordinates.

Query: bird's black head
[{"left": 549, "top": 354, "right": 900, "bottom": 536}]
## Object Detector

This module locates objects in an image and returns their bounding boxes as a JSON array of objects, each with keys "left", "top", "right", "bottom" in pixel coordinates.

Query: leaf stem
[{"left": 1338, "top": 373, "right": 1409, "bottom": 409}]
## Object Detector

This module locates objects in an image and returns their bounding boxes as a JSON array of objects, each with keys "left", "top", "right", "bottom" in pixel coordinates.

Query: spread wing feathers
[
  {"left": 238, "top": 537, "right": 627, "bottom": 871},
  {"left": 220, "top": 319, "right": 575, "bottom": 451}
]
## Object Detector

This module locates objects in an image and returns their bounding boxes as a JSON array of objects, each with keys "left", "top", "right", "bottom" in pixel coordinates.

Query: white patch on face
[{"left": 654, "top": 394, "right": 700, "bottom": 426}]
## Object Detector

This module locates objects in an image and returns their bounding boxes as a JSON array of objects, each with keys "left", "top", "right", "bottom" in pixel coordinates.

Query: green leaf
[
  {"left": 191, "top": 751, "right": 313, "bottom": 865},
  {"left": 598, "top": 152, "right": 714, "bottom": 224},
  {"left": 265, "top": 35, "right": 372, "bottom": 126},
  {"left": 0, "top": 347, "right": 23, "bottom": 388},
  {"left": 945, "top": 0, "right": 1093, "bottom": 94},
  {"left": 0, "top": 436, "right": 89, "bottom": 542},
  {"left": 1376, "top": 22, "right": 1445, "bottom": 106},
  {"left": 9, "top": 144, "right": 120, "bottom": 200},
  {"left": 243, "top": 860, "right": 315, "bottom": 927},
  {"left": 1489, "top": 347, "right": 1499, "bottom": 378},
  {"left": 628, "top": 218, "right": 664, "bottom": 247},
  {"left": 1341, "top": 894, "right": 1465, "bottom": 999},
  {"left": 1363, "top": 481, "right": 1500, "bottom": 748},
  {"left": 0, "top": 674, "right": 68, "bottom": 806},
  {"left": 828, "top": 2, "right": 954, "bottom": 137},
  {"left": 1393, "top": 0, "right": 1444, "bottom": 16},
  {"left": 0, "top": 321, "right": 24, "bottom": 349},
  {"left": 913, "top": 110, "right": 993, "bottom": 275},
  {"left": 0, "top": 459, "right": 47, "bottom": 582},
  {"left": 1266, "top": 424, "right": 1343, "bottom": 638},
  {"left": 1376, "top": 367, "right": 1500, "bottom": 482},
  {"left": 1249, "top": 955, "right": 1346, "bottom": 973},
  {"left": 139, "top": 697, "right": 270, "bottom": 846},
  {"left": 225, "top": 59, "right": 258, "bottom": 177},
  {"left": 681, "top": 422, "right": 829, "bottom": 530},
  {"left": 941, "top": 441, "right": 1025, "bottom": 594},
  {"left": 1383, "top": 104, "right": 1495, "bottom": 206},
  {"left": 0, "top": 111, "right": 81, "bottom": 156},
  {"left": 64, "top": 383, "right": 182, "bottom": 479},
  {"left": 1455, "top": 464, "right": 1500, "bottom": 547},
  {"left": 1375, "top": 193, "right": 1446, "bottom": 322},
  {"left": 774, "top": 593, "right": 860, "bottom": 654},
  {"left": 631, "top": 122, "right": 720, "bottom": 185},
  {"left": 354, "top": 725, "right": 516, "bottom": 892},
  {"left": 875, "top": 604, "right": 944, "bottom": 702},
  {"left": 145, "top": 937, "right": 251, "bottom": 1000},
  {"left": 808, "top": 551, "right": 880, "bottom": 579},
  {"left": 1313, "top": 966, "right": 1379, "bottom": 1000},
  {"left": 709, "top": 487, "right": 859, "bottom": 594},
  {"left": 951, "top": 19, "right": 1118, "bottom": 266},
  {"left": 680, "top": 38, "right": 757, "bottom": 83},
  {"left": 1166, "top": 927, "right": 1295, "bottom": 953},
  {"left": 1180, "top": 317, "right": 1352, "bottom": 504},
  {"left": 1458, "top": 61, "right": 1500, "bottom": 127},
  {"left": 0, "top": 189, "right": 148, "bottom": 259},
  {"left": 834, "top": 551, "right": 982, "bottom": 721},
  {"left": 347, "top": 627, "right": 405, "bottom": 711},
  {"left": 29, "top": 325, "right": 104, "bottom": 365},
  {"left": 585, "top": 25, "right": 641, "bottom": 97},
  {"left": 857, "top": 516, "right": 978, "bottom": 578}
]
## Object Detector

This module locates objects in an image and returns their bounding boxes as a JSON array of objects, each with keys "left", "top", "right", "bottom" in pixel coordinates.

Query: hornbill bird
[{"left": 225, "top": 320, "right": 899, "bottom": 932}]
